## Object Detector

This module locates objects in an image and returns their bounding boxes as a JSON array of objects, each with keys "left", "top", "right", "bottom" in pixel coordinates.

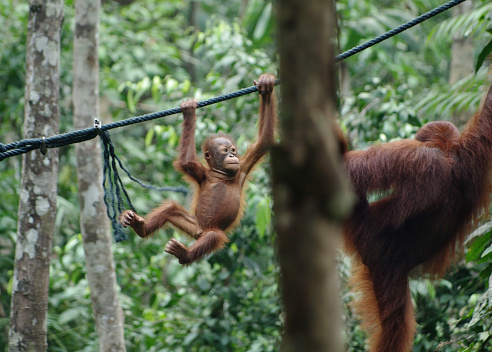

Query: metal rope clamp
[
  {"left": 94, "top": 118, "right": 102, "bottom": 134},
  {"left": 40, "top": 137, "right": 48, "bottom": 155}
]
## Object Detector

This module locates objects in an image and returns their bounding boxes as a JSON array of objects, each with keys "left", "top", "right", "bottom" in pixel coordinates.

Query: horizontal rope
[
  {"left": 0, "top": 81, "right": 280, "bottom": 161},
  {"left": 99, "top": 81, "right": 280, "bottom": 131},
  {"left": 335, "top": 0, "right": 467, "bottom": 62}
]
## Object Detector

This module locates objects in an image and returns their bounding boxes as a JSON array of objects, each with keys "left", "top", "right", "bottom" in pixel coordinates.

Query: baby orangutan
[{"left": 119, "top": 74, "right": 276, "bottom": 264}]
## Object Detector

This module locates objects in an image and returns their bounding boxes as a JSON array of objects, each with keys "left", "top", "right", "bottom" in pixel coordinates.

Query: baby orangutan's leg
[
  {"left": 119, "top": 201, "right": 202, "bottom": 239},
  {"left": 165, "top": 230, "right": 229, "bottom": 265}
]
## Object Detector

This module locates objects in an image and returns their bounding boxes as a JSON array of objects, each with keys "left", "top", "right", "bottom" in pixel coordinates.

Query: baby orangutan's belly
[{"left": 195, "top": 182, "right": 241, "bottom": 230}]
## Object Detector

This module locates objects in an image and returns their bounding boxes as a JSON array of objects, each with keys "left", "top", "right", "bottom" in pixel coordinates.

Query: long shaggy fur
[
  {"left": 341, "top": 83, "right": 492, "bottom": 352},
  {"left": 349, "top": 259, "right": 416, "bottom": 352}
]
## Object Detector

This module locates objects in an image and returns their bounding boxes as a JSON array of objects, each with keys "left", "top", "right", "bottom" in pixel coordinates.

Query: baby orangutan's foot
[
  {"left": 165, "top": 238, "right": 191, "bottom": 265},
  {"left": 119, "top": 210, "right": 146, "bottom": 238}
]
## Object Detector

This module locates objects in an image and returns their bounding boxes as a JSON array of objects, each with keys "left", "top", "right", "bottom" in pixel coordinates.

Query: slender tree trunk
[
  {"left": 449, "top": 1, "right": 474, "bottom": 128},
  {"left": 73, "top": 1, "right": 126, "bottom": 351},
  {"left": 273, "top": 0, "right": 354, "bottom": 351},
  {"left": 9, "top": 1, "right": 63, "bottom": 351}
]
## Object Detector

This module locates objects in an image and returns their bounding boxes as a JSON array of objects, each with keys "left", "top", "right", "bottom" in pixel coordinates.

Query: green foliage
[
  {"left": 47, "top": 236, "right": 98, "bottom": 351},
  {"left": 428, "top": 2, "right": 492, "bottom": 44},
  {"left": 117, "top": 225, "right": 281, "bottom": 351},
  {"left": 338, "top": 0, "right": 452, "bottom": 87},
  {"left": 452, "top": 223, "right": 492, "bottom": 352},
  {"left": 414, "top": 71, "right": 489, "bottom": 120},
  {"left": 192, "top": 18, "right": 275, "bottom": 90},
  {"left": 427, "top": 1, "right": 492, "bottom": 74},
  {"left": 341, "top": 82, "right": 421, "bottom": 147},
  {"left": 0, "top": 1, "right": 28, "bottom": 132},
  {"left": 0, "top": 167, "right": 18, "bottom": 346},
  {"left": 476, "top": 32, "right": 492, "bottom": 73},
  {"left": 242, "top": 0, "right": 275, "bottom": 47},
  {"left": 100, "top": 0, "right": 189, "bottom": 83}
]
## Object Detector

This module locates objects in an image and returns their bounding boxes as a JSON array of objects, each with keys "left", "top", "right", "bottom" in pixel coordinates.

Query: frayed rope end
[{"left": 112, "top": 220, "right": 129, "bottom": 243}]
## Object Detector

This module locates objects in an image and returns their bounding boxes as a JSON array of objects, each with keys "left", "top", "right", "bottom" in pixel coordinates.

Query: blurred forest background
[{"left": 1, "top": 0, "right": 492, "bottom": 351}]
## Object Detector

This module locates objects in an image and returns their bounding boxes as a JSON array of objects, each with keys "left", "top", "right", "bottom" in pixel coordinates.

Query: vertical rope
[
  {"left": 101, "top": 131, "right": 134, "bottom": 242},
  {"left": 100, "top": 131, "right": 188, "bottom": 242}
]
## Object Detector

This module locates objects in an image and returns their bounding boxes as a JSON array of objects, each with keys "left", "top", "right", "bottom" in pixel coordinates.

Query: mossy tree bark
[
  {"left": 9, "top": 1, "right": 63, "bottom": 351},
  {"left": 73, "top": 0, "right": 126, "bottom": 351}
]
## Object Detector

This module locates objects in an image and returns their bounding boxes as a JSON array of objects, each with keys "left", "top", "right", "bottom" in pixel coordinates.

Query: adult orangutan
[
  {"left": 120, "top": 74, "right": 276, "bottom": 265},
  {"left": 340, "top": 83, "right": 492, "bottom": 352}
]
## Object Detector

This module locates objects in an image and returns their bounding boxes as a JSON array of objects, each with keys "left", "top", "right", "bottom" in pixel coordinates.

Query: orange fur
[
  {"left": 119, "top": 74, "right": 277, "bottom": 265},
  {"left": 340, "top": 83, "right": 492, "bottom": 351}
]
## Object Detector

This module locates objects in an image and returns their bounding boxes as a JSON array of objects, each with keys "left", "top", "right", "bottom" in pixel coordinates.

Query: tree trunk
[
  {"left": 273, "top": 0, "right": 354, "bottom": 351},
  {"left": 9, "top": 1, "right": 63, "bottom": 351},
  {"left": 73, "top": 1, "right": 127, "bottom": 351},
  {"left": 449, "top": 1, "right": 474, "bottom": 128}
]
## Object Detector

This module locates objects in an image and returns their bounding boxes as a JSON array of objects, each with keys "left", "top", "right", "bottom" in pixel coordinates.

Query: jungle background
[{"left": 1, "top": 0, "right": 492, "bottom": 351}]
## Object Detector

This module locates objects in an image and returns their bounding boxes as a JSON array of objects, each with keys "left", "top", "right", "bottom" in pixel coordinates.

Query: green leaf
[
  {"left": 475, "top": 37, "right": 492, "bottom": 73},
  {"left": 255, "top": 197, "right": 272, "bottom": 239},
  {"left": 151, "top": 76, "right": 162, "bottom": 103},
  {"left": 58, "top": 307, "right": 84, "bottom": 325},
  {"left": 127, "top": 89, "right": 136, "bottom": 113},
  {"left": 145, "top": 128, "right": 155, "bottom": 148},
  {"left": 253, "top": 3, "right": 272, "bottom": 41},
  {"left": 466, "top": 231, "right": 492, "bottom": 262},
  {"left": 481, "top": 243, "right": 492, "bottom": 258}
]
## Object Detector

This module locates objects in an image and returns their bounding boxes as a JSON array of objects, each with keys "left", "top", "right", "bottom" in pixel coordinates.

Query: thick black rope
[
  {"left": 0, "top": 85, "right": 275, "bottom": 242},
  {"left": 0, "top": 83, "right": 279, "bottom": 162},
  {"left": 335, "top": 0, "right": 467, "bottom": 62}
]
